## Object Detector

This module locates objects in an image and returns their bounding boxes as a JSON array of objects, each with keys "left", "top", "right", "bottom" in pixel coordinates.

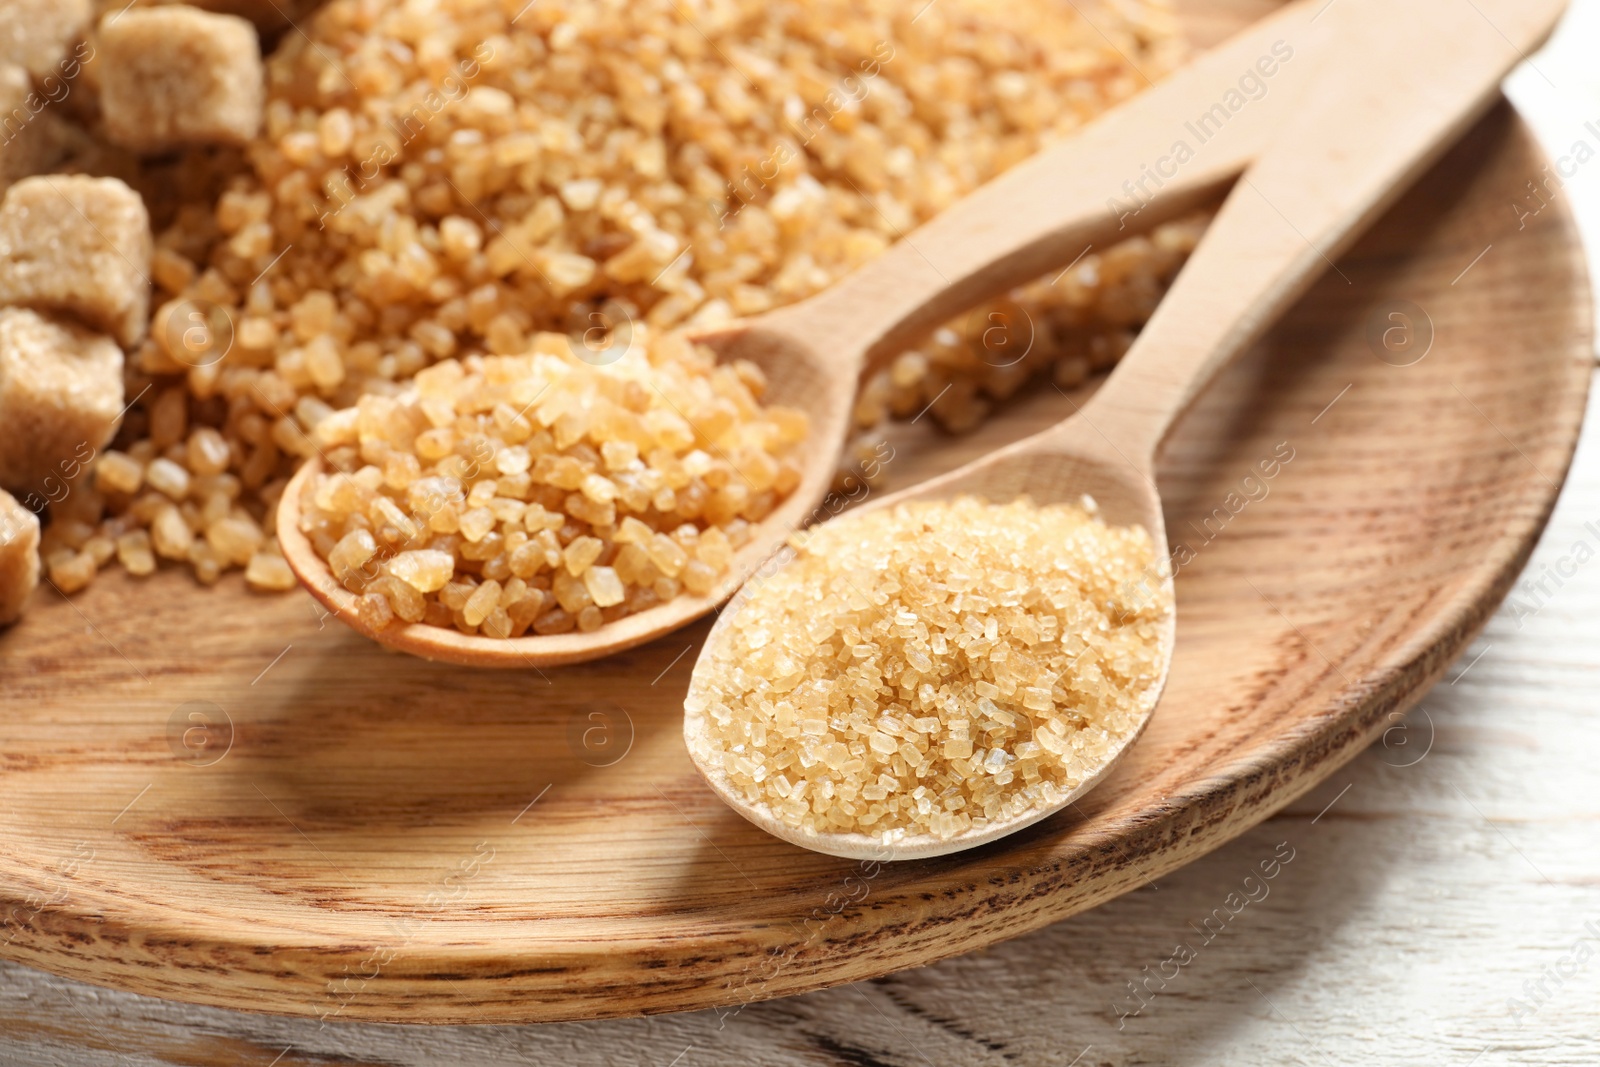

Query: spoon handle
[
  {"left": 1081, "top": 0, "right": 1567, "bottom": 462},
  {"left": 761, "top": 0, "right": 1319, "bottom": 375}
]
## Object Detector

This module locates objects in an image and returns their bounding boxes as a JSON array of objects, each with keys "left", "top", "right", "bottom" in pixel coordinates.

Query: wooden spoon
[
  {"left": 684, "top": 0, "right": 1568, "bottom": 859},
  {"left": 278, "top": 0, "right": 1319, "bottom": 667}
]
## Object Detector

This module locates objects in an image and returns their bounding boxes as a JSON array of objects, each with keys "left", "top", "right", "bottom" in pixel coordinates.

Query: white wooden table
[{"left": 5, "top": 9, "right": 1600, "bottom": 1066}]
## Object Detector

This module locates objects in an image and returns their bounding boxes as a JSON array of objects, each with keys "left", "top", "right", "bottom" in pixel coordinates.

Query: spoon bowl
[
  {"left": 277, "top": 317, "right": 850, "bottom": 668},
  {"left": 681, "top": 0, "right": 1564, "bottom": 859},
  {"left": 684, "top": 421, "right": 1176, "bottom": 860}
]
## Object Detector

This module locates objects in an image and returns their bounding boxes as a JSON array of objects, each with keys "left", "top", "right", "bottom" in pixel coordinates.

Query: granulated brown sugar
[
  {"left": 295, "top": 335, "right": 806, "bottom": 636},
  {"left": 687, "top": 496, "right": 1171, "bottom": 841},
  {"left": 0, "top": 0, "right": 1197, "bottom": 636}
]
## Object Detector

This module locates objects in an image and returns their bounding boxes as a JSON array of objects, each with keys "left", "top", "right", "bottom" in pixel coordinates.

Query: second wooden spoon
[{"left": 684, "top": 0, "right": 1568, "bottom": 859}]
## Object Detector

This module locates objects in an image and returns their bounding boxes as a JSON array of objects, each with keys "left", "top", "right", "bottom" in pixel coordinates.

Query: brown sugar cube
[
  {"left": 0, "top": 0, "right": 91, "bottom": 83},
  {"left": 0, "top": 65, "right": 51, "bottom": 189},
  {"left": 0, "top": 487, "right": 40, "bottom": 625},
  {"left": 0, "top": 174, "right": 152, "bottom": 347},
  {"left": 96, "top": 6, "right": 264, "bottom": 153},
  {"left": 0, "top": 64, "right": 71, "bottom": 193},
  {"left": 0, "top": 307, "right": 124, "bottom": 497}
]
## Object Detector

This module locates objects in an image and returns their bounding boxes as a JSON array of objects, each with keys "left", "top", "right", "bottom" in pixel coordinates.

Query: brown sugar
[
  {"left": 0, "top": 307, "right": 123, "bottom": 496},
  {"left": 0, "top": 488, "right": 40, "bottom": 624},
  {"left": 686, "top": 496, "right": 1171, "bottom": 843},
  {"left": 294, "top": 334, "right": 807, "bottom": 636},
  {"left": 96, "top": 6, "right": 264, "bottom": 154},
  {"left": 29, "top": 0, "right": 1193, "bottom": 616},
  {"left": 0, "top": 0, "right": 90, "bottom": 83},
  {"left": 0, "top": 175, "right": 152, "bottom": 346},
  {"left": 0, "top": 65, "right": 72, "bottom": 194}
]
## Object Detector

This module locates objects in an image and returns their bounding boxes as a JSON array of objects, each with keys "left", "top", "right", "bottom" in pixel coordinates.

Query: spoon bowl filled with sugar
[
  {"left": 275, "top": 3, "right": 1318, "bottom": 668},
  {"left": 683, "top": 0, "right": 1567, "bottom": 859}
]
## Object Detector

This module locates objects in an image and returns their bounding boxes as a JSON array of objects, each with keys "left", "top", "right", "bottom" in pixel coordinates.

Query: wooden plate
[{"left": 0, "top": 12, "right": 1590, "bottom": 1026}]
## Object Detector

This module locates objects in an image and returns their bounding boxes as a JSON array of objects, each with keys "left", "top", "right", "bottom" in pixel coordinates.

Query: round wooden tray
[{"left": 0, "top": 27, "right": 1590, "bottom": 1029}]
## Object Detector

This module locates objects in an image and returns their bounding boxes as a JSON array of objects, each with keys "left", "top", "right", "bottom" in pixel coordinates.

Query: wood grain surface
[{"left": 0, "top": 0, "right": 1593, "bottom": 1038}]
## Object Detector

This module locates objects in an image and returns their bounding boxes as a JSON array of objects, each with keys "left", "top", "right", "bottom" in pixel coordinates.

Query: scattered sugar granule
[
  {"left": 0, "top": 307, "right": 123, "bottom": 496},
  {"left": 296, "top": 334, "right": 807, "bottom": 638},
  {"left": 0, "top": 0, "right": 90, "bottom": 82},
  {"left": 96, "top": 5, "right": 264, "bottom": 153},
  {"left": 244, "top": 545, "right": 297, "bottom": 591},
  {"left": 686, "top": 496, "right": 1172, "bottom": 843},
  {"left": 0, "top": 487, "right": 40, "bottom": 624},
  {"left": 0, "top": 175, "right": 152, "bottom": 346}
]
